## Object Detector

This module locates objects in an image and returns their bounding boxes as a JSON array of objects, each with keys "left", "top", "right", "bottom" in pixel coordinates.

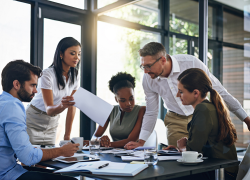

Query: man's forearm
[
  {"left": 137, "top": 139, "right": 146, "bottom": 146},
  {"left": 41, "top": 148, "right": 62, "bottom": 161}
]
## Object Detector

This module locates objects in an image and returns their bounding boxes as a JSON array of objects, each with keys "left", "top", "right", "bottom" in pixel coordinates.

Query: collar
[
  {"left": 2, "top": 91, "right": 22, "bottom": 103},
  {"left": 2, "top": 91, "right": 14, "bottom": 98},
  {"left": 157, "top": 55, "right": 180, "bottom": 80}
]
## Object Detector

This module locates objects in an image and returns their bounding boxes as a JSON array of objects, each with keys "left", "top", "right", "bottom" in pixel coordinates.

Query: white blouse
[
  {"left": 30, "top": 67, "right": 80, "bottom": 112},
  {"left": 139, "top": 54, "right": 248, "bottom": 141}
]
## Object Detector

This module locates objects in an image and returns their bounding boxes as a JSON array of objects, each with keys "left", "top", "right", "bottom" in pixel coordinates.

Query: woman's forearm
[
  {"left": 110, "top": 138, "right": 137, "bottom": 148},
  {"left": 64, "top": 106, "right": 76, "bottom": 139},
  {"left": 46, "top": 104, "right": 66, "bottom": 116}
]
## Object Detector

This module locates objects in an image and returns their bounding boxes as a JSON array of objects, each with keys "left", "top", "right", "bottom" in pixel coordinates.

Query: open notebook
[{"left": 54, "top": 161, "right": 148, "bottom": 176}]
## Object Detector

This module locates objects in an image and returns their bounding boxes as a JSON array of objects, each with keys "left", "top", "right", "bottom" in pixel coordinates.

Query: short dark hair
[
  {"left": 50, "top": 37, "right": 81, "bottom": 90},
  {"left": 1, "top": 60, "right": 42, "bottom": 92},
  {"left": 109, "top": 72, "right": 136, "bottom": 94}
]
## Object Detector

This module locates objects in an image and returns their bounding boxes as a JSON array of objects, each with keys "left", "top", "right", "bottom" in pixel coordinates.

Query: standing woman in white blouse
[{"left": 26, "top": 37, "right": 81, "bottom": 145}]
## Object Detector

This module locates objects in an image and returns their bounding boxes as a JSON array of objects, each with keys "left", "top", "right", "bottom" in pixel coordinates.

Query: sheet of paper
[
  {"left": 100, "top": 149, "right": 134, "bottom": 154},
  {"left": 55, "top": 161, "right": 111, "bottom": 173},
  {"left": 121, "top": 156, "right": 144, "bottom": 161},
  {"left": 158, "top": 156, "right": 182, "bottom": 161},
  {"left": 73, "top": 87, "right": 113, "bottom": 126},
  {"left": 103, "top": 162, "right": 126, "bottom": 170}
]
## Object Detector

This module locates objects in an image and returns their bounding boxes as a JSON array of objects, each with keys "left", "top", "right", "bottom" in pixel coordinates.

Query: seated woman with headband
[{"left": 85, "top": 72, "right": 146, "bottom": 148}]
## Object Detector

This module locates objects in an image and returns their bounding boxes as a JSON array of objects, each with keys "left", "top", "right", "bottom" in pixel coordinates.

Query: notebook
[{"left": 54, "top": 161, "right": 148, "bottom": 176}]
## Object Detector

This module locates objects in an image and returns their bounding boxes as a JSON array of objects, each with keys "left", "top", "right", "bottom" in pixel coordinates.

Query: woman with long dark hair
[
  {"left": 165, "top": 68, "right": 238, "bottom": 180},
  {"left": 26, "top": 37, "right": 81, "bottom": 145}
]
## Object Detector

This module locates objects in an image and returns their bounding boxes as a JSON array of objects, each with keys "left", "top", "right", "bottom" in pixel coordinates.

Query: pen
[
  {"left": 71, "top": 140, "right": 75, "bottom": 144},
  {"left": 98, "top": 163, "right": 109, "bottom": 169}
]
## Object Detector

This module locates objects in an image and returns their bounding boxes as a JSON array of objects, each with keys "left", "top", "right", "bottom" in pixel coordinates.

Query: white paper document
[{"left": 73, "top": 87, "right": 114, "bottom": 126}]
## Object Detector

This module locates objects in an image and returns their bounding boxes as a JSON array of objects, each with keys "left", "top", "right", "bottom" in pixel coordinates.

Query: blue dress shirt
[{"left": 0, "top": 91, "right": 43, "bottom": 180}]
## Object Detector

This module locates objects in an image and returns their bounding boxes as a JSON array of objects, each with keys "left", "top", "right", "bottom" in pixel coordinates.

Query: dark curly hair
[{"left": 109, "top": 72, "right": 136, "bottom": 94}]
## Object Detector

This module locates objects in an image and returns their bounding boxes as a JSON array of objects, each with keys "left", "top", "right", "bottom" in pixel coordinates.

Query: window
[
  {"left": 48, "top": 0, "right": 85, "bottom": 9},
  {"left": 169, "top": 0, "right": 199, "bottom": 37},
  {"left": 0, "top": 0, "right": 30, "bottom": 94},
  {"left": 102, "top": 0, "right": 159, "bottom": 28},
  {"left": 223, "top": 46, "right": 250, "bottom": 146},
  {"left": 97, "top": 21, "right": 160, "bottom": 106},
  {"left": 169, "top": 36, "right": 187, "bottom": 55},
  {"left": 97, "top": 0, "right": 118, "bottom": 8}
]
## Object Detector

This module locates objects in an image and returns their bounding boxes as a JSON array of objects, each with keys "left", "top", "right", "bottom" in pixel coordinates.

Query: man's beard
[
  {"left": 17, "top": 85, "right": 34, "bottom": 102},
  {"left": 148, "top": 69, "right": 164, "bottom": 79}
]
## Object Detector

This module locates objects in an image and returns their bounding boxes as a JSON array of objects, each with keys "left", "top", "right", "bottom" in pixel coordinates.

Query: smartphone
[{"left": 160, "top": 143, "right": 168, "bottom": 147}]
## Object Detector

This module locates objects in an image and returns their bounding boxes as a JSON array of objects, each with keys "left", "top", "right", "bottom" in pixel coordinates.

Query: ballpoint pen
[
  {"left": 71, "top": 140, "right": 75, "bottom": 144},
  {"left": 98, "top": 163, "right": 109, "bottom": 169}
]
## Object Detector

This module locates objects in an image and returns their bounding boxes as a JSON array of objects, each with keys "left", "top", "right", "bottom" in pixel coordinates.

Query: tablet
[
  {"left": 54, "top": 155, "right": 100, "bottom": 163},
  {"left": 82, "top": 146, "right": 113, "bottom": 151},
  {"left": 157, "top": 150, "right": 182, "bottom": 156}
]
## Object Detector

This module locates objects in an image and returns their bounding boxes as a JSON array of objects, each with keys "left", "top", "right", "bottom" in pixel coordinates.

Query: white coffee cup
[
  {"left": 59, "top": 140, "right": 71, "bottom": 147},
  {"left": 72, "top": 137, "right": 84, "bottom": 153},
  {"left": 182, "top": 151, "right": 203, "bottom": 162}
]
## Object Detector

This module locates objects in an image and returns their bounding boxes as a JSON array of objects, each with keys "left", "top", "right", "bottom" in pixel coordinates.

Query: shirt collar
[
  {"left": 2, "top": 91, "right": 23, "bottom": 104},
  {"left": 169, "top": 55, "right": 180, "bottom": 74},
  {"left": 157, "top": 55, "right": 180, "bottom": 80},
  {"left": 2, "top": 91, "right": 14, "bottom": 98}
]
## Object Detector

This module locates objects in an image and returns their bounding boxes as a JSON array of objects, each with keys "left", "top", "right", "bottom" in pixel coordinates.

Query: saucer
[{"left": 177, "top": 159, "right": 203, "bottom": 165}]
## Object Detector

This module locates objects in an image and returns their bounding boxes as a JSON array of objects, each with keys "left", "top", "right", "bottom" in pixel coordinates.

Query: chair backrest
[
  {"left": 143, "top": 130, "right": 157, "bottom": 148},
  {"left": 236, "top": 144, "right": 250, "bottom": 180},
  {"left": 243, "top": 168, "right": 250, "bottom": 180},
  {"left": 154, "top": 119, "right": 168, "bottom": 145}
]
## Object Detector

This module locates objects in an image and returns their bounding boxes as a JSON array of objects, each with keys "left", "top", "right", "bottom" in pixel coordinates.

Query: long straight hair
[
  {"left": 50, "top": 37, "right": 81, "bottom": 90},
  {"left": 178, "top": 68, "right": 237, "bottom": 146}
]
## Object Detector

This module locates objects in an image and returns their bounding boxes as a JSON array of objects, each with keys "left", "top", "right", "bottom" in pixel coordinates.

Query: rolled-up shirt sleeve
[
  {"left": 3, "top": 101, "right": 43, "bottom": 166},
  {"left": 139, "top": 75, "right": 159, "bottom": 141},
  {"left": 194, "top": 57, "right": 248, "bottom": 121},
  {"left": 40, "top": 70, "right": 53, "bottom": 90}
]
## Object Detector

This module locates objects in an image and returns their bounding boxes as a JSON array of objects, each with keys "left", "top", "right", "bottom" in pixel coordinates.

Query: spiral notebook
[{"left": 54, "top": 161, "right": 148, "bottom": 176}]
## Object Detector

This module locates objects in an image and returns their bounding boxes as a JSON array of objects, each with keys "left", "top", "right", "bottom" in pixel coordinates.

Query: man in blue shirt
[{"left": 0, "top": 60, "right": 79, "bottom": 180}]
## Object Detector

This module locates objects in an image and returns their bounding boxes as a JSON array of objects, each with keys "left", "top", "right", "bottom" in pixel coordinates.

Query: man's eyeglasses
[{"left": 140, "top": 57, "right": 162, "bottom": 71}]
